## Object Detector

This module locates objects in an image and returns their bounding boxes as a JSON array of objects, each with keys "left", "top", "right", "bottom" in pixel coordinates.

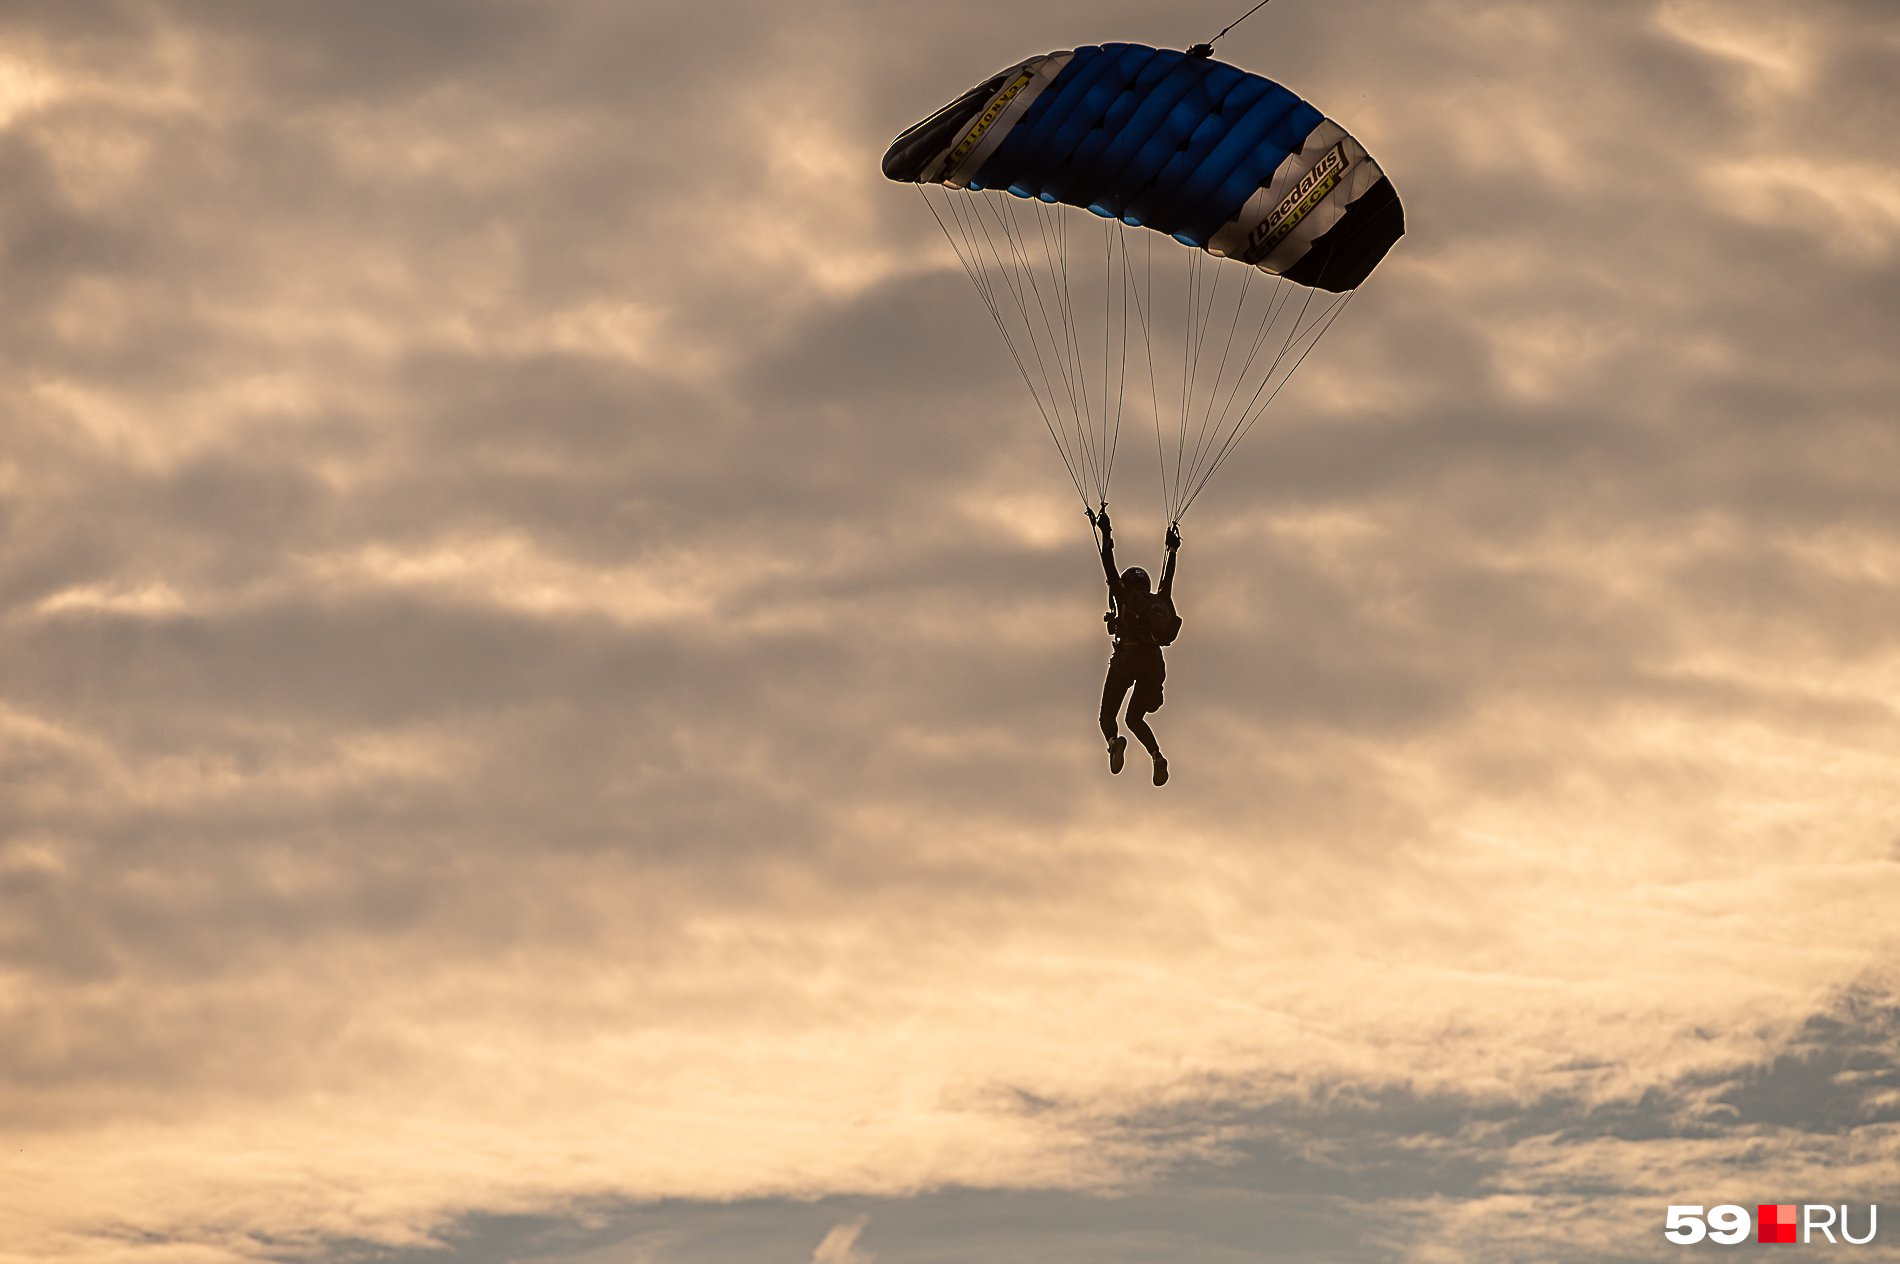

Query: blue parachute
[{"left": 886, "top": 44, "right": 1403, "bottom": 520}]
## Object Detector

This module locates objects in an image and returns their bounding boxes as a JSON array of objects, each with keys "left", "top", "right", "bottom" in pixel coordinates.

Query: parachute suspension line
[
  {"left": 959, "top": 193, "right": 1091, "bottom": 502},
  {"left": 1180, "top": 262, "right": 1257, "bottom": 518},
  {"left": 1104, "top": 217, "right": 1128, "bottom": 501},
  {"left": 1111, "top": 224, "right": 1134, "bottom": 489},
  {"left": 997, "top": 199, "right": 1087, "bottom": 484},
  {"left": 1176, "top": 249, "right": 1202, "bottom": 516},
  {"left": 1197, "top": 272, "right": 1294, "bottom": 476},
  {"left": 1179, "top": 247, "right": 1236, "bottom": 519},
  {"left": 958, "top": 196, "right": 1076, "bottom": 461},
  {"left": 1047, "top": 199, "right": 1116, "bottom": 505},
  {"left": 1048, "top": 198, "right": 1109, "bottom": 497},
  {"left": 1032, "top": 206, "right": 1076, "bottom": 443},
  {"left": 992, "top": 195, "right": 1101, "bottom": 501},
  {"left": 918, "top": 186, "right": 1091, "bottom": 508},
  {"left": 1129, "top": 231, "right": 1170, "bottom": 525},
  {"left": 1180, "top": 288, "right": 1355, "bottom": 517},
  {"left": 918, "top": 184, "right": 1357, "bottom": 527},
  {"left": 1196, "top": 0, "right": 1276, "bottom": 53},
  {"left": 1173, "top": 248, "right": 1200, "bottom": 518},
  {"left": 1100, "top": 221, "right": 1115, "bottom": 498},
  {"left": 1175, "top": 270, "right": 1309, "bottom": 515},
  {"left": 922, "top": 184, "right": 1184, "bottom": 517},
  {"left": 1177, "top": 224, "right": 1356, "bottom": 516},
  {"left": 1048, "top": 200, "right": 1108, "bottom": 501}
]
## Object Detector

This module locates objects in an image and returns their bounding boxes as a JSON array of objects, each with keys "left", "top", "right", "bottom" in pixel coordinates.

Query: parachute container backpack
[{"left": 884, "top": 43, "right": 1403, "bottom": 524}]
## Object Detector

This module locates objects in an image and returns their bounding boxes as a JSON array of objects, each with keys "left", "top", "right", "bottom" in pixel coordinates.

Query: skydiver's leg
[
  {"left": 1128, "top": 658, "right": 1168, "bottom": 785},
  {"left": 1129, "top": 707, "right": 1168, "bottom": 785},
  {"left": 1125, "top": 708, "right": 1160, "bottom": 759},
  {"left": 1099, "top": 663, "right": 1133, "bottom": 743},
  {"left": 1100, "top": 660, "right": 1134, "bottom": 773}
]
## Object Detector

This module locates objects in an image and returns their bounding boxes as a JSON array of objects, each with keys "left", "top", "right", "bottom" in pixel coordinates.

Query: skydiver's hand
[
  {"left": 1166, "top": 522, "right": 1181, "bottom": 550},
  {"left": 1096, "top": 508, "right": 1112, "bottom": 533}
]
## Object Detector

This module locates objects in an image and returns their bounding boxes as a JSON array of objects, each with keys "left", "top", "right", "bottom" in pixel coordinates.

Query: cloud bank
[{"left": 3, "top": 1, "right": 1898, "bottom": 1261}]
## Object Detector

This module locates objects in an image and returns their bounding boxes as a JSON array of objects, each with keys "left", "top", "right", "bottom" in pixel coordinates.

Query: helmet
[{"left": 1121, "top": 566, "right": 1150, "bottom": 592}]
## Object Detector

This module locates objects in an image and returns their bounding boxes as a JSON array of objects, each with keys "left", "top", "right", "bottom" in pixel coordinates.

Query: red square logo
[{"left": 1758, "top": 1204, "right": 1798, "bottom": 1244}]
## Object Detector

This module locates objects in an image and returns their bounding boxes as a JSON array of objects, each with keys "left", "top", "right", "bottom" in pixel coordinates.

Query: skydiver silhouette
[{"left": 1089, "top": 508, "right": 1182, "bottom": 787}]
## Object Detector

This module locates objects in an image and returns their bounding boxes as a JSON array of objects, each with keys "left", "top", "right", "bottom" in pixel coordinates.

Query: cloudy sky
[{"left": 4, "top": 1, "right": 1899, "bottom": 1261}]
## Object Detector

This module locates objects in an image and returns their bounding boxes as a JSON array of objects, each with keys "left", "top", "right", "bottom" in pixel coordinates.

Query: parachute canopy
[
  {"left": 885, "top": 44, "right": 1402, "bottom": 522},
  {"left": 884, "top": 43, "right": 1402, "bottom": 292}
]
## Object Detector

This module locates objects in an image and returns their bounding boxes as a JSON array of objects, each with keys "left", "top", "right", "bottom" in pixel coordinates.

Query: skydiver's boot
[
  {"left": 1152, "top": 753, "right": 1169, "bottom": 787},
  {"left": 1107, "top": 735, "right": 1128, "bottom": 775}
]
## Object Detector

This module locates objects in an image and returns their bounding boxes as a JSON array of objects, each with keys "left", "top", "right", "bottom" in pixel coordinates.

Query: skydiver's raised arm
[
  {"left": 1159, "top": 522, "right": 1181, "bottom": 599},
  {"left": 1094, "top": 508, "right": 1120, "bottom": 590}
]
